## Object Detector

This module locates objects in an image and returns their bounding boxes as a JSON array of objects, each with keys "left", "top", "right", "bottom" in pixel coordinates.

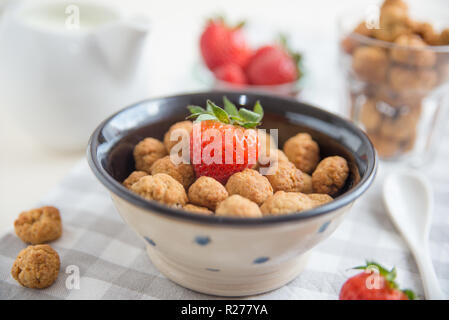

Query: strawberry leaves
[
  {"left": 207, "top": 100, "right": 230, "bottom": 124},
  {"left": 353, "top": 261, "right": 415, "bottom": 299},
  {"left": 187, "top": 97, "right": 263, "bottom": 129},
  {"left": 223, "top": 96, "right": 239, "bottom": 116}
]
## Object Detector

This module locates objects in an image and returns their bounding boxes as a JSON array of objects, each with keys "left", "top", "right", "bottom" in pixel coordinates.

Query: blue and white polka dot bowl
[{"left": 88, "top": 91, "right": 377, "bottom": 297}]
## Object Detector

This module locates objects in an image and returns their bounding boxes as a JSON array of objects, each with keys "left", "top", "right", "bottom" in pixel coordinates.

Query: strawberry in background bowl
[{"left": 198, "top": 18, "right": 304, "bottom": 96}]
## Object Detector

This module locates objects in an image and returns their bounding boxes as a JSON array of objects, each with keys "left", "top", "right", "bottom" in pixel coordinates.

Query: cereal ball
[
  {"left": 360, "top": 99, "right": 382, "bottom": 133},
  {"left": 14, "top": 206, "right": 62, "bottom": 244},
  {"left": 257, "top": 129, "right": 277, "bottom": 153},
  {"left": 225, "top": 169, "right": 273, "bottom": 206},
  {"left": 341, "top": 22, "right": 374, "bottom": 54},
  {"left": 188, "top": 176, "right": 228, "bottom": 210},
  {"left": 216, "top": 195, "right": 262, "bottom": 218},
  {"left": 373, "top": 23, "right": 411, "bottom": 42},
  {"left": 354, "top": 22, "right": 373, "bottom": 37},
  {"left": 440, "top": 28, "right": 449, "bottom": 45},
  {"left": 11, "top": 244, "right": 60, "bottom": 289},
  {"left": 402, "top": 129, "right": 417, "bottom": 153},
  {"left": 412, "top": 22, "right": 440, "bottom": 45},
  {"left": 389, "top": 66, "right": 437, "bottom": 93},
  {"left": 375, "top": 84, "right": 416, "bottom": 107},
  {"left": 373, "top": 1, "right": 410, "bottom": 41},
  {"left": 123, "top": 171, "right": 148, "bottom": 189},
  {"left": 255, "top": 130, "right": 283, "bottom": 170},
  {"left": 131, "top": 173, "right": 188, "bottom": 206},
  {"left": 369, "top": 133, "right": 401, "bottom": 158},
  {"left": 381, "top": 0, "right": 408, "bottom": 11},
  {"left": 283, "top": 133, "right": 320, "bottom": 174},
  {"left": 391, "top": 34, "right": 436, "bottom": 68},
  {"left": 308, "top": 193, "right": 333, "bottom": 207},
  {"left": 260, "top": 191, "right": 314, "bottom": 216},
  {"left": 150, "top": 156, "right": 195, "bottom": 189},
  {"left": 266, "top": 161, "right": 305, "bottom": 193},
  {"left": 183, "top": 204, "right": 213, "bottom": 215},
  {"left": 133, "top": 138, "right": 167, "bottom": 173},
  {"left": 257, "top": 148, "right": 289, "bottom": 171},
  {"left": 438, "top": 58, "right": 449, "bottom": 84},
  {"left": 312, "top": 156, "right": 349, "bottom": 196},
  {"left": 163, "top": 121, "right": 193, "bottom": 153},
  {"left": 352, "top": 47, "right": 389, "bottom": 84},
  {"left": 379, "top": 0, "right": 408, "bottom": 26},
  {"left": 302, "top": 173, "right": 313, "bottom": 194},
  {"left": 378, "top": 107, "right": 420, "bottom": 141}
]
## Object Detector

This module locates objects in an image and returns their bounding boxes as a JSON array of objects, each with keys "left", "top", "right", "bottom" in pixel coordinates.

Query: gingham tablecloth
[{"left": 1, "top": 147, "right": 448, "bottom": 300}]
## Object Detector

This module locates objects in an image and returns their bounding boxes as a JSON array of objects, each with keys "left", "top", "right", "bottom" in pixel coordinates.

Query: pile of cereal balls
[
  {"left": 341, "top": 0, "right": 449, "bottom": 158},
  {"left": 124, "top": 120, "right": 350, "bottom": 219}
]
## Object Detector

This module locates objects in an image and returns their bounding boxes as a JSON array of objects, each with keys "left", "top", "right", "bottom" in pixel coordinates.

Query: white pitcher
[{"left": 0, "top": 0, "right": 150, "bottom": 150}]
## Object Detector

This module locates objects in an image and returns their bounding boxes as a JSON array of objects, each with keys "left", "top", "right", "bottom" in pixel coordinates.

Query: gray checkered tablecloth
[{"left": 1, "top": 147, "right": 448, "bottom": 300}]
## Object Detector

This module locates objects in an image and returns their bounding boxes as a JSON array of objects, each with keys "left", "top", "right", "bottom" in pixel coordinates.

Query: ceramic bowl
[{"left": 87, "top": 91, "right": 377, "bottom": 296}]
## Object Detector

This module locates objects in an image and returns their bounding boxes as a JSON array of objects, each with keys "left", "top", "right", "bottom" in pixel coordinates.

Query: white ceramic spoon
[{"left": 383, "top": 171, "right": 445, "bottom": 300}]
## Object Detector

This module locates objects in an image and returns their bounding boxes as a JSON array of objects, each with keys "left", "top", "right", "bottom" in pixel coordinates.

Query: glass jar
[{"left": 338, "top": 9, "right": 449, "bottom": 166}]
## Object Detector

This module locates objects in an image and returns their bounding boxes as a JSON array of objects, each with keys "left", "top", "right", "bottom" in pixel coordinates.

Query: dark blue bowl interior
[{"left": 88, "top": 91, "right": 377, "bottom": 225}]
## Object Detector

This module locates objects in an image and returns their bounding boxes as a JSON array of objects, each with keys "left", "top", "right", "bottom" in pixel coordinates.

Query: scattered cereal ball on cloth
[
  {"left": 216, "top": 195, "right": 262, "bottom": 218},
  {"left": 163, "top": 121, "right": 193, "bottom": 153},
  {"left": 301, "top": 173, "right": 313, "bottom": 194},
  {"left": 131, "top": 173, "right": 188, "bottom": 206},
  {"left": 260, "top": 191, "right": 314, "bottom": 216},
  {"left": 133, "top": 137, "right": 167, "bottom": 173},
  {"left": 308, "top": 193, "right": 333, "bottom": 207},
  {"left": 188, "top": 176, "right": 228, "bottom": 210},
  {"left": 150, "top": 156, "right": 195, "bottom": 189},
  {"left": 352, "top": 47, "right": 389, "bottom": 84},
  {"left": 390, "top": 34, "right": 436, "bottom": 68},
  {"left": 312, "top": 156, "right": 349, "bottom": 196},
  {"left": 123, "top": 171, "right": 148, "bottom": 189},
  {"left": 265, "top": 161, "right": 305, "bottom": 193},
  {"left": 11, "top": 244, "right": 60, "bottom": 289},
  {"left": 283, "top": 133, "right": 320, "bottom": 174},
  {"left": 225, "top": 169, "right": 273, "bottom": 206},
  {"left": 183, "top": 204, "right": 213, "bottom": 215},
  {"left": 14, "top": 206, "right": 62, "bottom": 244}
]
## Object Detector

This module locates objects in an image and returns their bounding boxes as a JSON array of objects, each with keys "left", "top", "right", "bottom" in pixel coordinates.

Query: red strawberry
[
  {"left": 187, "top": 98, "right": 263, "bottom": 184},
  {"left": 339, "top": 261, "right": 415, "bottom": 300},
  {"left": 213, "top": 63, "right": 248, "bottom": 85},
  {"left": 200, "top": 19, "right": 252, "bottom": 71},
  {"left": 246, "top": 44, "right": 299, "bottom": 85}
]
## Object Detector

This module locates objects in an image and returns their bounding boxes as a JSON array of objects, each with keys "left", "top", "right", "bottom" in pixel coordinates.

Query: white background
[{"left": 0, "top": 0, "right": 448, "bottom": 233}]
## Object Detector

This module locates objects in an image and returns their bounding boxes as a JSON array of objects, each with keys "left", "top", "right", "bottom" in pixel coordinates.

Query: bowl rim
[{"left": 87, "top": 91, "right": 378, "bottom": 226}]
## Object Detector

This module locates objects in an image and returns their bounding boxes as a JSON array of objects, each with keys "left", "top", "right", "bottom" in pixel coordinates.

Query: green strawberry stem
[
  {"left": 187, "top": 97, "right": 263, "bottom": 129},
  {"left": 353, "top": 261, "right": 416, "bottom": 300},
  {"left": 208, "top": 16, "right": 245, "bottom": 30}
]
